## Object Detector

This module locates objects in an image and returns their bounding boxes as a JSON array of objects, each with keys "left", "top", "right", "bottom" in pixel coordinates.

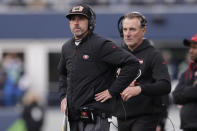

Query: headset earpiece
[
  {"left": 117, "top": 16, "right": 124, "bottom": 37},
  {"left": 88, "top": 7, "right": 96, "bottom": 31}
]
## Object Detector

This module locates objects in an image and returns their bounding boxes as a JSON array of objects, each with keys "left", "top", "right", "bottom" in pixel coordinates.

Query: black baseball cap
[
  {"left": 66, "top": 4, "right": 92, "bottom": 20},
  {"left": 183, "top": 34, "right": 197, "bottom": 47}
]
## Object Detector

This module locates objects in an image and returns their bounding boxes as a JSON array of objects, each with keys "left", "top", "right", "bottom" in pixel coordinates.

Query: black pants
[
  {"left": 69, "top": 116, "right": 110, "bottom": 131},
  {"left": 118, "top": 115, "right": 158, "bottom": 131}
]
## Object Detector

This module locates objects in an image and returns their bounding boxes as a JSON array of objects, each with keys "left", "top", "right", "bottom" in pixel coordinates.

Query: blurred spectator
[
  {"left": 2, "top": 53, "right": 25, "bottom": 106},
  {"left": 4, "top": 0, "right": 51, "bottom": 8},
  {"left": 109, "top": 0, "right": 121, "bottom": 5},
  {"left": 81, "top": 0, "right": 98, "bottom": 5},
  {"left": 0, "top": 63, "right": 6, "bottom": 105},
  {"left": 178, "top": 52, "right": 190, "bottom": 79},
  {"left": 162, "top": 50, "right": 178, "bottom": 80},
  {"left": 0, "top": 63, "right": 6, "bottom": 90},
  {"left": 173, "top": 34, "right": 197, "bottom": 131},
  {"left": 7, "top": 118, "right": 27, "bottom": 131},
  {"left": 7, "top": 90, "right": 45, "bottom": 131},
  {"left": 184, "top": 0, "right": 197, "bottom": 4},
  {"left": 22, "top": 90, "right": 45, "bottom": 131},
  {"left": 129, "top": 0, "right": 156, "bottom": 5},
  {"left": 5, "top": 0, "right": 26, "bottom": 6},
  {"left": 25, "top": 0, "right": 51, "bottom": 9}
]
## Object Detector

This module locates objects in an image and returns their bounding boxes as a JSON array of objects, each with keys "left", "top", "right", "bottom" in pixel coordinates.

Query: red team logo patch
[
  {"left": 81, "top": 112, "right": 87, "bottom": 117},
  {"left": 138, "top": 59, "right": 143, "bottom": 64},
  {"left": 72, "top": 6, "right": 84, "bottom": 12},
  {"left": 83, "top": 54, "right": 89, "bottom": 60}
]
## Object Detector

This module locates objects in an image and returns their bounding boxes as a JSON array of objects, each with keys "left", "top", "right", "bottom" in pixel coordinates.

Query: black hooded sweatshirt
[{"left": 116, "top": 39, "right": 171, "bottom": 120}]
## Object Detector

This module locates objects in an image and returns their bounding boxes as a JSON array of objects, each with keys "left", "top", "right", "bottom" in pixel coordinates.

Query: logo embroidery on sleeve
[
  {"left": 138, "top": 59, "right": 143, "bottom": 64},
  {"left": 83, "top": 54, "right": 89, "bottom": 60}
]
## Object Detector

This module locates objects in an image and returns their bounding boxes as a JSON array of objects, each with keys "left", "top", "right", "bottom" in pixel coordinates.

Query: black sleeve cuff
[
  {"left": 108, "top": 89, "right": 119, "bottom": 97},
  {"left": 139, "top": 84, "right": 145, "bottom": 94}
]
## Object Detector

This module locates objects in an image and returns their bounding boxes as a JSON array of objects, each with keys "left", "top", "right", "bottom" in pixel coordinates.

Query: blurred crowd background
[
  {"left": 1, "top": 0, "right": 197, "bottom": 9},
  {"left": 0, "top": 0, "right": 197, "bottom": 131}
]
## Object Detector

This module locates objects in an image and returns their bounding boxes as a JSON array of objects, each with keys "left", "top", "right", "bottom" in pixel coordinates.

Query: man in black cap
[
  {"left": 58, "top": 4, "right": 140, "bottom": 131},
  {"left": 173, "top": 34, "right": 197, "bottom": 131}
]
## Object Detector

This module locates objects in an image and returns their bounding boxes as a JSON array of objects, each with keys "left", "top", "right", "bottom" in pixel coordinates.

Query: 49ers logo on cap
[
  {"left": 72, "top": 6, "right": 84, "bottom": 12},
  {"left": 83, "top": 54, "right": 89, "bottom": 60}
]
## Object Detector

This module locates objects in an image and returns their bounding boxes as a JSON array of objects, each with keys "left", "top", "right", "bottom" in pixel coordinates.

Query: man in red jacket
[{"left": 173, "top": 34, "right": 197, "bottom": 131}]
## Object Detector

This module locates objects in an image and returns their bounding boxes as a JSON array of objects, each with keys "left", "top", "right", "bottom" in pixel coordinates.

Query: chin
[
  {"left": 127, "top": 43, "right": 134, "bottom": 47},
  {"left": 75, "top": 34, "right": 82, "bottom": 37}
]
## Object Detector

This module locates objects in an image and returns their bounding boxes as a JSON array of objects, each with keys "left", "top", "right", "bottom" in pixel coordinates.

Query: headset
[
  {"left": 79, "top": 4, "right": 96, "bottom": 32},
  {"left": 88, "top": 6, "right": 96, "bottom": 31},
  {"left": 117, "top": 12, "right": 147, "bottom": 37}
]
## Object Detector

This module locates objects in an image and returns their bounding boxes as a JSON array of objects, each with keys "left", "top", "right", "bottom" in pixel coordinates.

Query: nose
[
  {"left": 125, "top": 30, "right": 132, "bottom": 37},
  {"left": 74, "top": 19, "right": 79, "bottom": 25}
]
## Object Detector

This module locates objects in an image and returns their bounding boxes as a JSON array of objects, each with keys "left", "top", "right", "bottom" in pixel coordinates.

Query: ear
[{"left": 142, "top": 27, "right": 146, "bottom": 35}]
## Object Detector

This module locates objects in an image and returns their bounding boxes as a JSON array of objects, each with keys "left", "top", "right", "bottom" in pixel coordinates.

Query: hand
[
  {"left": 193, "top": 80, "right": 197, "bottom": 85},
  {"left": 129, "top": 80, "right": 136, "bottom": 87},
  {"left": 194, "top": 71, "right": 197, "bottom": 85},
  {"left": 195, "top": 71, "right": 197, "bottom": 77},
  {"left": 177, "top": 105, "right": 182, "bottom": 109},
  {"left": 121, "top": 86, "right": 141, "bottom": 101},
  {"left": 156, "top": 125, "right": 162, "bottom": 131},
  {"left": 60, "top": 98, "right": 67, "bottom": 115},
  {"left": 95, "top": 90, "right": 112, "bottom": 103}
]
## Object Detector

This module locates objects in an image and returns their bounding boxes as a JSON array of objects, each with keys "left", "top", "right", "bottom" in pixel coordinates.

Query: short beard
[{"left": 74, "top": 30, "right": 89, "bottom": 39}]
